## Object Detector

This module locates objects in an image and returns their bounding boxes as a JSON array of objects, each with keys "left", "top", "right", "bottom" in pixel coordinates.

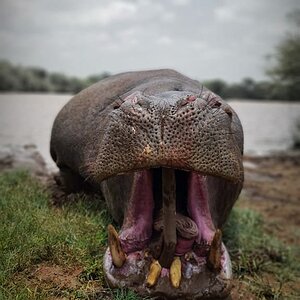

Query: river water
[{"left": 0, "top": 93, "right": 299, "bottom": 170}]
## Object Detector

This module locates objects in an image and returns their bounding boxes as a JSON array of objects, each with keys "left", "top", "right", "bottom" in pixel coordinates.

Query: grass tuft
[
  {"left": 112, "top": 289, "right": 145, "bottom": 300},
  {"left": 224, "top": 207, "right": 300, "bottom": 298},
  {"left": 0, "top": 170, "right": 111, "bottom": 299},
  {"left": 0, "top": 171, "right": 299, "bottom": 299}
]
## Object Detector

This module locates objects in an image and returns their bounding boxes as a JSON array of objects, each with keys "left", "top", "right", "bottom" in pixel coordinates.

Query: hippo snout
[{"left": 88, "top": 90, "right": 243, "bottom": 184}]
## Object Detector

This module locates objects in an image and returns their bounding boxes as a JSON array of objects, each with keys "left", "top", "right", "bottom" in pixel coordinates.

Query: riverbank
[
  {"left": 231, "top": 153, "right": 300, "bottom": 299},
  {"left": 0, "top": 146, "right": 299, "bottom": 299},
  {"left": 242, "top": 153, "right": 300, "bottom": 246}
]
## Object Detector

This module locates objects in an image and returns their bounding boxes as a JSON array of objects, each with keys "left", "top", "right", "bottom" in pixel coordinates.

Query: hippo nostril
[
  {"left": 211, "top": 100, "right": 222, "bottom": 108},
  {"left": 124, "top": 92, "right": 141, "bottom": 106},
  {"left": 187, "top": 95, "right": 196, "bottom": 102},
  {"left": 178, "top": 95, "right": 197, "bottom": 107},
  {"left": 128, "top": 95, "right": 139, "bottom": 104}
]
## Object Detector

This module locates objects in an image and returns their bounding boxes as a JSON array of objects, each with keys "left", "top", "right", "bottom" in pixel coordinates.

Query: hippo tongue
[
  {"left": 154, "top": 212, "right": 198, "bottom": 256},
  {"left": 175, "top": 238, "right": 195, "bottom": 256}
]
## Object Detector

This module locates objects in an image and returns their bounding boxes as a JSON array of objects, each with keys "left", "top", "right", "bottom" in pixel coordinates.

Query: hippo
[{"left": 50, "top": 69, "right": 244, "bottom": 299}]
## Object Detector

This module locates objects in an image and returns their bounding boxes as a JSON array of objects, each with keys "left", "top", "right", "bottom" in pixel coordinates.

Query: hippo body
[{"left": 50, "top": 69, "right": 244, "bottom": 299}]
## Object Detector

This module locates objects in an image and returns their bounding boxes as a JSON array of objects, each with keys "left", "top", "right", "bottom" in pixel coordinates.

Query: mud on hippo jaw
[{"left": 50, "top": 70, "right": 244, "bottom": 299}]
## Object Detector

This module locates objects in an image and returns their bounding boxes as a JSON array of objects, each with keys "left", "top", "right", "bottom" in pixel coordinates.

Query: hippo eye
[{"left": 113, "top": 98, "right": 124, "bottom": 109}]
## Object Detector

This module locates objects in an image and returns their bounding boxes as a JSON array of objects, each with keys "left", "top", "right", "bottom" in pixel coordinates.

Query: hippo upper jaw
[
  {"left": 86, "top": 91, "right": 243, "bottom": 185},
  {"left": 93, "top": 92, "right": 243, "bottom": 299}
]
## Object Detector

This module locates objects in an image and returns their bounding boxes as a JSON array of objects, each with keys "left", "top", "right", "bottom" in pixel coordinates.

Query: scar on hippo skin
[{"left": 50, "top": 69, "right": 244, "bottom": 299}]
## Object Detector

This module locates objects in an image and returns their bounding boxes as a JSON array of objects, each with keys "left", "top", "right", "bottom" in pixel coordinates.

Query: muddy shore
[{"left": 242, "top": 153, "right": 300, "bottom": 247}]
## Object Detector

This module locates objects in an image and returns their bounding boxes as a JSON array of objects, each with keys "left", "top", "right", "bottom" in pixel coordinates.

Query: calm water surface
[{"left": 0, "top": 93, "right": 299, "bottom": 170}]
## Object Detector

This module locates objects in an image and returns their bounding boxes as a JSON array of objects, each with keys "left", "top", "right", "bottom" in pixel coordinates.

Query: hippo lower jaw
[{"left": 103, "top": 168, "right": 233, "bottom": 299}]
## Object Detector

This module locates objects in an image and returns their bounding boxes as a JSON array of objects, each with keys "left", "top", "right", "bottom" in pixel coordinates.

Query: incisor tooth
[
  {"left": 208, "top": 229, "right": 222, "bottom": 271},
  {"left": 107, "top": 224, "right": 126, "bottom": 268},
  {"left": 146, "top": 260, "right": 162, "bottom": 287},
  {"left": 170, "top": 256, "right": 182, "bottom": 288}
]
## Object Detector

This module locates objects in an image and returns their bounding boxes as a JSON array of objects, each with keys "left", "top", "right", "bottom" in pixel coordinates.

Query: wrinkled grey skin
[{"left": 50, "top": 69, "right": 244, "bottom": 299}]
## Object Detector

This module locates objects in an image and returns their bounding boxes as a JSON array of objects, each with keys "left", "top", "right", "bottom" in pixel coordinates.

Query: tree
[
  {"left": 268, "top": 10, "right": 300, "bottom": 101},
  {"left": 203, "top": 79, "right": 228, "bottom": 97},
  {"left": 86, "top": 72, "right": 110, "bottom": 85}
]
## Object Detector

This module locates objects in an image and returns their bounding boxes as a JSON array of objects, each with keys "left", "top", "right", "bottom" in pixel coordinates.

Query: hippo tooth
[
  {"left": 107, "top": 224, "right": 126, "bottom": 268},
  {"left": 208, "top": 229, "right": 222, "bottom": 271},
  {"left": 170, "top": 256, "right": 182, "bottom": 288},
  {"left": 146, "top": 260, "right": 162, "bottom": 287}
]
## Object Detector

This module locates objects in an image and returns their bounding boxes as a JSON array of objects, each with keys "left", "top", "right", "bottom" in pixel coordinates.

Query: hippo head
[{"left": 87, "top": 89, "right": 243, "bottom": 299}]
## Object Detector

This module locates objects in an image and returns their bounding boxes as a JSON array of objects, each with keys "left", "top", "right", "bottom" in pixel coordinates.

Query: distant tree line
[
  {"left": 203, "top": 78, "right": 290, "bottom": 100},
  {"left": 0, "top": 60, "right": 110, "bottom": 94},
  {"left": 0, "top": 58, "right": 297, "bottom": 100}
]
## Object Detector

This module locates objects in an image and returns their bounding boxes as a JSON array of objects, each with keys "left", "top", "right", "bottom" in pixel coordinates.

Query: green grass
[
  {"left": 0, "top": 171, "right": 145, "bottom": 300},
  {"left": 0, "top": 170, "right": 106, "bottom": 299},
  {"left": 223, "top": 208, "right": 300, "bottom": 299},
  {"left": 0, "top": 170, "right": 299, "bottom": 299}
]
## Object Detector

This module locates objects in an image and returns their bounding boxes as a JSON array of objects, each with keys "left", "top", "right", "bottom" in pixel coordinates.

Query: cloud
[
  {"left": 172, "top": 0, "right": 191, "bottom": 6},
  {"left": 0, "top": 0, "right": 299, "bottom": 81},
  {"left": 66, "top": 1, "right": 138, "bottom": 26},
  {"left": 156, "top": 36, "right": 173, "bottom": 45}
]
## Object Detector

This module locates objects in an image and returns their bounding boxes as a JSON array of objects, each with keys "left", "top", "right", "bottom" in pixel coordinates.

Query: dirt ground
[
  {"left": 241, "top": 153, "right": 300, "bottom": 247},
  {"left": 231, "top": 152, "right": 300, "bottom": 299}
]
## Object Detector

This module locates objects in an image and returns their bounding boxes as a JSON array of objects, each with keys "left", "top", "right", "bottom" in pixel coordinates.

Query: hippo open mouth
[
  {"left": 93, "top": 89, "right": 243, "bottom": 298},
  {"left": 103, "top": 168, "right": 234, "bottom": 299},
  {"left": 50, "top": 69, "right": 244, "bottom": 299}
]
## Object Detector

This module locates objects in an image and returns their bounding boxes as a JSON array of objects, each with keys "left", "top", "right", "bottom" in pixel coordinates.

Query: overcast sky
[{"left": 0, "top": 0, "right": 299, "bottom": 82}]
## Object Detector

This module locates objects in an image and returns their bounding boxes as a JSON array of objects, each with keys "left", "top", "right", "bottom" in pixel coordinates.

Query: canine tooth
[
  {"left": 208, "top": 229, "right": 222, "bottom": 271},
  {"left": 146, "top": 260, "right": 162, "bottom": 287},
  {"left": 170, "top": 256, "right": 182, "bottom": 288},
  {"left": 107, "top": 224, "right": 126, "bottom": 268}
]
